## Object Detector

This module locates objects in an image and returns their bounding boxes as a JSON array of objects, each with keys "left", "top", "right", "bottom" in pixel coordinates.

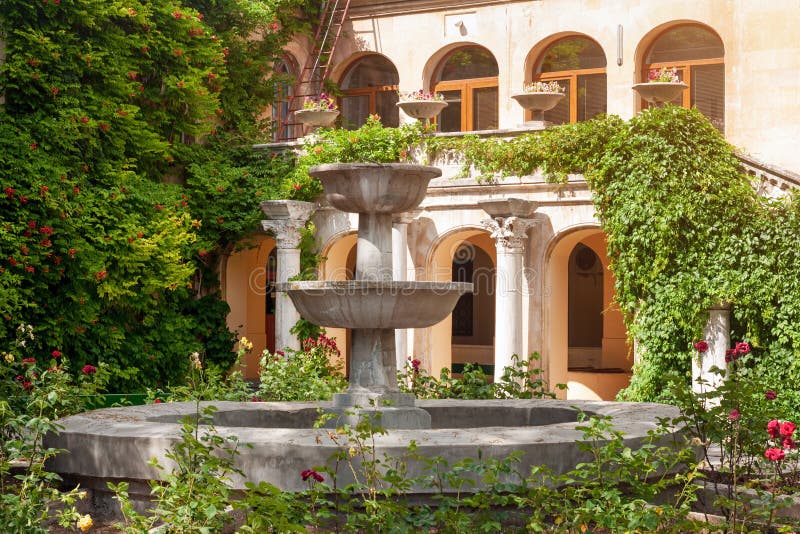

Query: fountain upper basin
[
  {"left": 309, "top": 163, "right": 441, "bottom": 214},
  {"left": 277, "top": 280, "right": 473, "bottom": 329}
]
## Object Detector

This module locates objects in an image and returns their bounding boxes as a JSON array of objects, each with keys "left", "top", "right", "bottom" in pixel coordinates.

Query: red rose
[
  {"left": 735, "top": 342, "right": 751, "bottom": 355},
  {"left": 301, "top": 469, "right": 323, "bottom": 483},
  {"left": 783, "top": 437, "right": 795, "bottom": 450},
  {"left": 765, "top": 447, "right": 785, "bottom": 462},
  {"left": 780, "top": 421, "right": 796, "bottom": 438},
  {"left": 768, "top": 419, "right": 781, "bottom": 438},
  {"left": 22, "top": 358, "right": 36, "bottom": 364},
  {"left": 51, "top": 350, "right": 62, "bottom": 358},
  {"left": 765, "top": 390, "right": 777, "bottom": 400},
  {"left": 82, "top": 364, "right": 97, "bottom": 375},
  {"left": 728, "top": 409, "right": 740, "bottom": 421},
  {"left": 154, "top": 398, "right": 163, "bottom": 404}
]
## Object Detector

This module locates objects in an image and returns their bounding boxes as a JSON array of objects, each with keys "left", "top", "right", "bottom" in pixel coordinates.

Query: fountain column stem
[
  {"left": 275, "top": 247, "right": 301, "bottom": 351},
  {"left": 357, "top": 212, "right": 393, "bottom": 281}
]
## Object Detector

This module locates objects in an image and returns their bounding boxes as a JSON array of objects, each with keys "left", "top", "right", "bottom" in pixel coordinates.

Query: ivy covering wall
[
  {"left": 428, "top": 106, "right": 800, "bottom": 404},
  {"left": 0, "top": 0, "right": 318, "bottom": 389}
]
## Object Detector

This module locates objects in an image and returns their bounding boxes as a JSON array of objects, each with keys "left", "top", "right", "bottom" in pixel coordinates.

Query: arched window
[
  {"left": 433, "top": 46, "right": 499, "bottom": 132},
  {"left": 340, "top": 55, "right": 400, "bottom": 129},
  {"left": 272, "top": 58, "right": 296, "bottom": 141},
  {"left": 534, "top": 36, "right": 606, "bottom": 125},
  {"left": 643, "top": 25, "right": 725, "bottom": 131}
]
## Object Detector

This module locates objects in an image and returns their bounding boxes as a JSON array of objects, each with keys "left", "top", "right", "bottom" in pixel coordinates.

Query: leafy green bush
[
  {"left": 256, "top": 334, "right": 348, "bottom": 402},
  {"left": 399, "top": 353, "right": 562, "bottom": 400}
]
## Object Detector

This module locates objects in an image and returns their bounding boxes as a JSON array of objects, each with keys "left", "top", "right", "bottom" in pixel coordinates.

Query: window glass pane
[
  {"left": 647, "top": 26, "right": 724, "bottom": 63},
  {"left": 341, "top": 95, "right": 370, "bottom": 129},
  {"left": 272, "top": 60, "right": 295, "bottom": 140},
  {"left": 437, "top": 46, "right": 498, "bottom": 82},
  {"left": 375, "top": 90, "right": 400, "bottom": 127},
  {"left": 341, "top": 55, "right": 399, "bottom": 89},
  {"left": 543, "top": 79, "right": 571, "bottom": 125},
  {"left": 577, "top": 73, "right": 606, "bottom": 121},
  {"left": 437, "top": 90, "right": 462, "bottom": 132},
  {"left": 692, "top": 63, "right": 725, "bottom": 132},
  {"left": 472, "top": 86, "right": 498, "bottom": 131},
  {"left": 539, "top": 37, "right": 606, "bottom": 73}
]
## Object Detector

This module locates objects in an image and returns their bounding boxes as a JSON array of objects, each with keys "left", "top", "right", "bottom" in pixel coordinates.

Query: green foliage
[
  {"left": 0, "top": 327, "right": 109, "bottom": 532},
  {"left": 670, "top": 342, "right": 800, "bottom": 531},
  {"left": 255, "top": 334, "right": 348, "bottom": 402},
  {"left": 399, "top": 353, "right": 562, "bottom": 400},
  {"left": 111, "top": 404, "right": 244, "bottom": 533},
  {"left": 520, "top": 412, "right": 700, "bottom": 533},
  {"left": 0, "top": 0, "right": 320, "bottom": 390},
  {"left": 301, "top": 115, "right": 426, "bottom": 165}
]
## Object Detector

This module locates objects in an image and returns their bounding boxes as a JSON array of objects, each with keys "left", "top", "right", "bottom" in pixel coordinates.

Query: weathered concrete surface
[
  {"left": 46, "top": 399, "right": 680, "bottom": 495},
  {"left": 278, "top": 280, "right": 472, "bottom": 329},
  {"left": 309, "top": 163, "right": 441, "bottom": 215}
]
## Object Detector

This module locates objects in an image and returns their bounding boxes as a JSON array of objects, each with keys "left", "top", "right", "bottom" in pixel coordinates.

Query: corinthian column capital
[
  {"left": 261, "top": 219, "right": 305, "bottom": 249},
  {"left": 481, "top": 216, "right": 537, "bottom": 252}
]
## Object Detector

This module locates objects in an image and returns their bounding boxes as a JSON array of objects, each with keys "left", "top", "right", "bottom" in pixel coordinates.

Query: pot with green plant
[
  {"left": 511, "top": 80, "right": 565, "bottom": 128},
  {"left": 396, "top": 89, "right": 448, "bottom": 120},
  {"left": 632, "top": 66, "right": 688, "bottom": 105},
  {"left": 293, "top": 93, "right": 340, "bottom": 127}
]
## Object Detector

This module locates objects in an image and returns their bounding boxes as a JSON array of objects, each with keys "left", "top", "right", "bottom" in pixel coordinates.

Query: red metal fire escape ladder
[{"left": 275, "top": 0, "right": 351, "bottom": 142}]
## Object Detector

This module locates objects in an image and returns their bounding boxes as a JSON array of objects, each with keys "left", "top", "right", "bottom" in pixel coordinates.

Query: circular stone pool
[{"left": 45, "top": 399, "right": 680, "bottom": 515}]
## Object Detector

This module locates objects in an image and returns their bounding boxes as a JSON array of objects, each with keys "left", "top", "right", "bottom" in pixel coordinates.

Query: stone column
[
  {"left": 693, "top": 303, "right": 731, "bottom": 393},
  {"left": 261, "top": 200, "right": 316, "bottom": 352},
  {"left": 482, "top": 216, "right": 538, "bottom": 383},
  {"left": 392, "top": 211, "right": 419, "bottom": 370}
]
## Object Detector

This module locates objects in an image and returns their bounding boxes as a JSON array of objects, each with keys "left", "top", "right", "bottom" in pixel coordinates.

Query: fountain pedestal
[{"left": 280, "top": 163, "right": 472, "bottom": 428}]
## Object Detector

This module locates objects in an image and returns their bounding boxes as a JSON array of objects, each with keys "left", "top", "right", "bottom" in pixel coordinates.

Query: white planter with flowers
[
  {"left": 632, "top": 67, "right": 687, "bottom": 105},
  {"left": 510, "top": 81, "right": 565, "bottom": 128},
  {"left": 294, "top": 93, "right": 339, "bottom": 127},
  {"left": 396, "top": 90, "right": 448, "bottom": 120}
]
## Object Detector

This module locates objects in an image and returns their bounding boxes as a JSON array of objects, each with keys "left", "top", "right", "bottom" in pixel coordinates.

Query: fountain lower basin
[
  {"left": 277, "top": 281, "right": 473, "bottom": 329},
  {"left": 45, "top": 399, "right": 680, "bottom": 497}
]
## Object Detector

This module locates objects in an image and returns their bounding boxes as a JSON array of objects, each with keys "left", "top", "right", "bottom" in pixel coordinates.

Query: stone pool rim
[{"left": 46, "top": 398, "right": 680, "bottom": 494}]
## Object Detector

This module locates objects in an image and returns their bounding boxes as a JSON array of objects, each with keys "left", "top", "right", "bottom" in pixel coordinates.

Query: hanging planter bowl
[
  {"left": 632, "top": 82, "right": 687, "bottom": 104},
  {"left": 293, "top": 108, "right": 340, "bottom": 127},
  {"left": 396, "top": 100, "right": 448, "bottom": 120}
]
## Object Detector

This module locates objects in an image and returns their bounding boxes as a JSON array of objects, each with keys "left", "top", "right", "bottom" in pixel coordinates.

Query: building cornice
[{"left": 348, "top": 0, "right": 536, "bottom": 19}]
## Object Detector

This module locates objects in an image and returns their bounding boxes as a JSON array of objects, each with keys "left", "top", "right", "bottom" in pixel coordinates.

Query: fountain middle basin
[{"left": 278, "top": 280, "right": 473, "bottom": 329}]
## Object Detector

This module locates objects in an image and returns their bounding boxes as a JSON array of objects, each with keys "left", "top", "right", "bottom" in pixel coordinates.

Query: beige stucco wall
[{"left": 325, "top": 0, "right": 800, "bottom": 172}]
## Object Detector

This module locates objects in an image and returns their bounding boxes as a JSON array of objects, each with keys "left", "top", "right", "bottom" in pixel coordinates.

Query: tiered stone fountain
[
  {"left": 279, "top": 162, "right": 472, "bottom": 428},
  {"left": 44, "top": 162, "right": 681, "bottom": 516}
]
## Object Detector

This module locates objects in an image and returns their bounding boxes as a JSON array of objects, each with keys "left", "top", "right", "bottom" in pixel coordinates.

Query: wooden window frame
[
  {"left": 271, "top": 58, "right": 297, "bottom": 141},
  {"left": 434, "top": 76, "right": 498, "bottom": 132},
  {"left": 536, "top": 67, "right": 606, "bottom": 124},
  {"left": 641, "top": 58, "right": 724, "bottom": 109},
  {"left": 340, "top": 84, "right": 399, "bottom": 116}
]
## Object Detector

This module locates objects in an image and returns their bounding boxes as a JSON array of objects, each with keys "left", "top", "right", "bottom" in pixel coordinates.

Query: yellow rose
[
  {"left": 77, "top": 514, "right": 93, "bottom": 531},
  {"left": 3, "top": 352, "right": 13, "bottom": 363}
]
